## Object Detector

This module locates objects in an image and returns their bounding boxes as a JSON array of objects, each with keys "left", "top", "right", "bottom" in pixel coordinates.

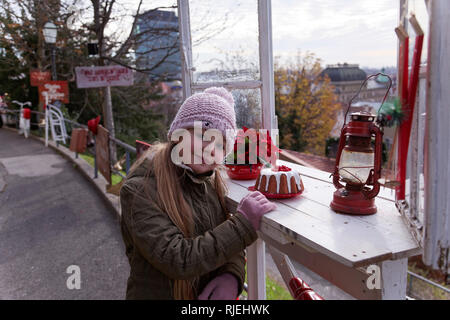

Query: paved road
[{"left": 0, "top": 128, "right": 129, "bottom": 299}]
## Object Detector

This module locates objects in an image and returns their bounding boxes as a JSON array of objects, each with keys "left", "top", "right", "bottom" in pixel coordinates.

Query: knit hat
[{"left": 167, "top": 87, "right": 237, "bottom": 157}]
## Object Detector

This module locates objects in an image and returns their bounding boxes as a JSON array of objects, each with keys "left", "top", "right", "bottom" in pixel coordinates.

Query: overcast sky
[{"left": 116, "top": 0, "right": 429, "bottom": 71}]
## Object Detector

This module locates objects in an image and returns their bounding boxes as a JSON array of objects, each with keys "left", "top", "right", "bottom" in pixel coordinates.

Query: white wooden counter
[{"left": 223, "top": 159, "right": 421, "bottom": 300}]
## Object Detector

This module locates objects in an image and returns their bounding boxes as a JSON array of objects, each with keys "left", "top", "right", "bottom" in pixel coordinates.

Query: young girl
[{"left": 119, "top": 87, "right": 277, "bottom": 300}]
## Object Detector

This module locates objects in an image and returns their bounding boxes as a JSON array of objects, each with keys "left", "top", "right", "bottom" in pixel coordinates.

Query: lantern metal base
[{"left": 330, "top": 188, "right": 377, "bottom": 215}]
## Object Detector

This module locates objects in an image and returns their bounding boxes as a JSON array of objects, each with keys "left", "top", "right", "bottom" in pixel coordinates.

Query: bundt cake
[{"left": 254, "top": 165, "right": 304, "bottom": 195}]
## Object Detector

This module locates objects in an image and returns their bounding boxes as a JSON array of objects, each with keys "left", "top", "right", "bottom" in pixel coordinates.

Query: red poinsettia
[{"left": 230, "top": 126, "right": 281, "bottom": 165}]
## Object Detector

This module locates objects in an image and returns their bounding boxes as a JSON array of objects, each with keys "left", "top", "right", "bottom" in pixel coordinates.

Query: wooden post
[
  {"left": 247, "top": 237, "right": 266, "bottom": 300},
  {"left": 406, "top": 15, "right": 425, "bottom": 221},
  {"left": 423, "top": 0, "right": 450, "bottom": 274},
  {"left": 177, "top": 0, "right": 193, "bottom": 101},
  {"left": 44, "top": 93, "right": 49, "bottom": 147},
  {"left": 104, "top": 86, "right": 117, "bottom": 163},
  {"left": 380, "top": 258, "right": 408, "bottom": 299},
  {"left": 258, "top": 0, "right": 277, "bottom": 146}
]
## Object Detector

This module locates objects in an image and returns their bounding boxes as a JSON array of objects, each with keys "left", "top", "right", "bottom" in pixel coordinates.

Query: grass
[
  {"left": 265, "top": 274, "right": 293, "bottom": 300},
  {"left": 79, "top": 153, "right": 125, "bottom": 185},
  {"left": 241, "top": 265, "right": 293, "bottom": 300},
  {"left": 407, "top": 262, "right": 450, "bottom": 300}
]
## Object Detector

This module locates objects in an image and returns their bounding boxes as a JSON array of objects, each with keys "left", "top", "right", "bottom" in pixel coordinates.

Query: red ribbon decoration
[{"left": 396, "top": 18, "right": 424, "bottom": 201}]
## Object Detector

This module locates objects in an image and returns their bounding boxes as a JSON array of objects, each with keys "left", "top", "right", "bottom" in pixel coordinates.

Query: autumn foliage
[{"left": 274, "top": 53, "right": 340, "bottom": 155}]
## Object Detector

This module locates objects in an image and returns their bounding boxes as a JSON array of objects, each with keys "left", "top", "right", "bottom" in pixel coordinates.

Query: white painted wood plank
[
  {"left": 228, "top": 167, "right": 419, "bottom": 249},
  {"left": 294, "top": 176, "right": 415, "bottom": 234},
  {"left": 380, "top": 258, "right": 408, "bottom": 300},
  {"left": 423, "top": 0, "right": 450, "bottom": 272},
  {"left": 225, "top": 177, "right": 392, "bottom": 267},
  {"left": 247, "top": 238, "right": 266, "bottom": 300},
  {"left": 236, "top": 170, "right": 402, "bottom": 231}
]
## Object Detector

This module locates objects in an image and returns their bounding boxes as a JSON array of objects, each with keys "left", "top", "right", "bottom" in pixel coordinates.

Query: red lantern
[{"left": 330, "top": 112, "right": 383, "bottom": 215}]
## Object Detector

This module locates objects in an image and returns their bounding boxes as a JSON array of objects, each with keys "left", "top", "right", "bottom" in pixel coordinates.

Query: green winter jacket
[{"left": 119, "top": 156, "right": 258, "bottom": 300}]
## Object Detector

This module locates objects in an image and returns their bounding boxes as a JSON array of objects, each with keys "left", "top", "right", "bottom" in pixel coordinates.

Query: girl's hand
[
  {"left": 236, "top": 191, "right": 277, "bottom": 231},
  {"left": 197, "top": 273, "right": 238, "bottom": 300}
]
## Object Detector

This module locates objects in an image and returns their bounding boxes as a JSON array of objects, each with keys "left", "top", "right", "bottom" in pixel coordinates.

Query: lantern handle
[{"left": 342, "top": 73, "right": 393, "bottom": 129}]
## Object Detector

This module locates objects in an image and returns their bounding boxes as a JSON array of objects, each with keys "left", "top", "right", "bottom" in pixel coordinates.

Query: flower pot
[{"left": 225, "top": 163, "right": 263, "bottom": 180}]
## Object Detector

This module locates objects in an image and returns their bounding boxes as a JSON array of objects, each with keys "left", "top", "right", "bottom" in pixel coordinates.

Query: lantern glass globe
[
  {"left": 338, "top": 149, "right": 374, "bottom": 184},
  {"left": 43, "top": 22, "right": 58, "bottom": 44}
]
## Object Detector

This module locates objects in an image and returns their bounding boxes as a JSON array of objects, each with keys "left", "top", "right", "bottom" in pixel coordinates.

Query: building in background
[
  {"left": 319, "top": 63, "right": 396, "bottom": 157},
  {"left": 320, "top": 63, "right": 395, "bottom": 106},
  {"left": 321, "top": 64, "right": 395, "bottom": 131},
  {"left": 134, "top": 9, "right": 181, "bottom": 81}
]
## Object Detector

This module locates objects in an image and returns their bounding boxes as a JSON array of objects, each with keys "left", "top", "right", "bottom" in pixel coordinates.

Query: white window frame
[
  {"left": 398, "top": 0, "right": 449, "bottom": 277},
  {"left": 421, "top": 0, "right": 449, "bottom": 276},
  {"left": 177, "top": 0, "right": 278, "bottom": 135}
]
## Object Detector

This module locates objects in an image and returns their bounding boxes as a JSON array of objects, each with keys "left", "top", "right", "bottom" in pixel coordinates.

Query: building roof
[
  {"left": 281, "top": 149, "right": 336, "bottom": 173},
  {"left": 320, "top": 63, "right": 367, "bottom": 82}
]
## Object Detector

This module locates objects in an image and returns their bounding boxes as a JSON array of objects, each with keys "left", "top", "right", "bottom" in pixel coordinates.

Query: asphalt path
[{"left": 0, "top": 128, "right": 129, "bottom": 299}]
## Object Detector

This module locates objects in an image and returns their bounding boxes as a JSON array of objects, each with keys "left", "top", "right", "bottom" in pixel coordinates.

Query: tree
[
  {"left": 0, "top": 0, "right": 230, "bottom": 162},
  {"left": 274, "top": 52, "right": 340, "bottom": 155}
]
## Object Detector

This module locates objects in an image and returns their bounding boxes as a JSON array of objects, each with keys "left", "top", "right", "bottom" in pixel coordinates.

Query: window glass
[{"left": 189, "top": 0, "right": 260, "bottom": 83}]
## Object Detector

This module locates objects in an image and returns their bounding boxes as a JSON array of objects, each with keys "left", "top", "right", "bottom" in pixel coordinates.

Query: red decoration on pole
[
  {"left": 289, "top": 277, "right": 324, "bottom": 300},
  {"left": 396, "top": 16, "right": 424, "bottom": 201},
  {"left": 22, "top": 108, "right": 31, "bottom": 120},
  {"left": 396, "top": 34, "right": 409, "bottom": 200},
  {"left": 88, "top": 115, "right": 101, "bottom": 135}
]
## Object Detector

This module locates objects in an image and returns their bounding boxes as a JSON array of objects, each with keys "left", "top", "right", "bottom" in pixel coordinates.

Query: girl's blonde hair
[{"left": 128, "top": 140, "right": 230, "bottom": 299}]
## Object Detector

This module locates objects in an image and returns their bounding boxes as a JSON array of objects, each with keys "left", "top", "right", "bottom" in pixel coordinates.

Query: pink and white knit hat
[{"left": 167, "top": 87, "right": 237, "bottom": 156}]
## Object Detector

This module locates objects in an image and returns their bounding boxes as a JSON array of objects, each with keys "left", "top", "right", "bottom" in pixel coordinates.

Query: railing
[
  {"left": 407, "top": 271, "right": 450, "bottom": 300},
  {"left": 2, "top": 107, "right": 137, "bottom": 181}
]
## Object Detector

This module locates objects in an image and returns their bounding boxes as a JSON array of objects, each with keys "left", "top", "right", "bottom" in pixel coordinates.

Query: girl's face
[{"left": 185, "top": 128, "right": 226, "bottom": 174}]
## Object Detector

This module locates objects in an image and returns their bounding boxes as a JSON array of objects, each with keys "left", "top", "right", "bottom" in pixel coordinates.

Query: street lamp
[{"left": 43, "top": 22, "right": 58, "bottom": 80}]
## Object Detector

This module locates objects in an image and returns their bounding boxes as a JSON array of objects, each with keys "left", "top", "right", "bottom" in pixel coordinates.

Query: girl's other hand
[{"left": 197, "top": 273, "right": 238, "bottom": 300}]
